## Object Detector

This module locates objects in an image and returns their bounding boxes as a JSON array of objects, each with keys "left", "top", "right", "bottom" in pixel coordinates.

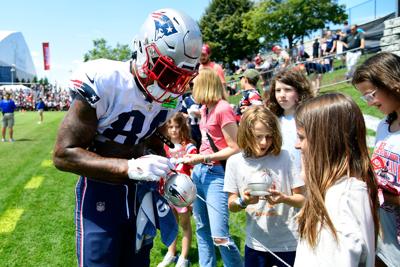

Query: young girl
[
  {"left": 267, "top": 69, "right": 314, "bottom": 174},
  {"left": 224, "top": 106, "right": 305, "bottom": 267},
  {"left": 294, "top": 93, "right": 379, "bottom": 267},
  {"left": 157, "top": 112, "right": 198, "bottom": 267},
  {"left": 353, "top": 52, "right": 400, "bottom": 267}
]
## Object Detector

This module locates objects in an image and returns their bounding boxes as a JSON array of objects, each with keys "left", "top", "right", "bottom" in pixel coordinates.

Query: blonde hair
[
  {"left": 192, "top": 68, "right": 227, "bottom": 105},
  {"left": 295, "top": 93, "right": 379, "bottom": 248},
  {"left": 238, "top": 106, "right": 281, "bottom": 157}
]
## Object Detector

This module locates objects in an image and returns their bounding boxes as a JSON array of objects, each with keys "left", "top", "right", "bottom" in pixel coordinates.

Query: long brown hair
[
  {"left": 166, "top": 112, "right": 193, "bottom": 146},
  {"left": 353, "top": 52, "right": 400, "bottom": 125},
  {"left": 295, "top": 93, "right": 379, "bottom": 248},
  {"left": 267, "top": 69, "right": 314, "bottom": 116}
]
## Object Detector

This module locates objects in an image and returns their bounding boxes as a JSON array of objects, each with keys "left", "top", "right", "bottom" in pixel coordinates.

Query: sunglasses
[{"left": 360, "top": 89, "right": 377, "bottom": 103}]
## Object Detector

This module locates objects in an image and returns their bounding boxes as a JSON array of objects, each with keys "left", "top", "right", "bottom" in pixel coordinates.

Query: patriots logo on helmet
[
  {"left": 71, "top": 79, "right": 100, "bottom": 105},
  {"left": 168, "top": 183, "right": 187, "bottom": 203},
  {"left": 152, "top": 12, "right": 178, "bottom": 41}
]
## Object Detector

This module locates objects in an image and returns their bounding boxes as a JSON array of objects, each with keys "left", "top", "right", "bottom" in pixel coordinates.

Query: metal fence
[{"left": 346, "top": 0, "right": 397, "bottom": 25}]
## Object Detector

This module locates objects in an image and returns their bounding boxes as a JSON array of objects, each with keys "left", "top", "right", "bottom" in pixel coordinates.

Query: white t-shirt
[
  {"left": 373, "top": 118, "right": 400, "bottom": 267},
  {"left": 69, "top": 59, "right": 181, "bottom": 145},
  {"left": 224, "top": 150, "right": 304, "bottom": 252},
  {"left": 280, "top": 114, "right": 301, "bottom": 174},
  {"left": 294, "top": 177, "right": 375, "bottom": 267}
]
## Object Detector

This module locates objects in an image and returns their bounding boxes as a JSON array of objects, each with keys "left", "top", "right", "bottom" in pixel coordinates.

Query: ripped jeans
[{"left": 192, "top": 163, "right": 243, "bottom": 267}]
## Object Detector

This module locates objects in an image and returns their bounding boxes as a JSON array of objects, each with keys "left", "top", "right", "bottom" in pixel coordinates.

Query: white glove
[{"left": 128, "top": 155, "right": 175, "bottom": 181}]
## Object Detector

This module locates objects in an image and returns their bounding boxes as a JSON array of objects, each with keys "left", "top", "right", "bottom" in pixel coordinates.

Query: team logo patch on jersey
[
  {"left": 161, "top": 97, "right": 178, "bottom": 109},
  {"left": 71, "top": 79, "right": 100, "bottom": 105},
  {"left": 152, "top": 12, "right": 178, "bottom": 41}
]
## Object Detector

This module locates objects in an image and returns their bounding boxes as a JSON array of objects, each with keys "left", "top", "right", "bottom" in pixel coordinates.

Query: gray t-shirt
[
  {"left": 344, "top": 32, "right": 364, "bottom": 50},
  {"left": 224, "top": 150, "right": 304, "bottom": 252}
]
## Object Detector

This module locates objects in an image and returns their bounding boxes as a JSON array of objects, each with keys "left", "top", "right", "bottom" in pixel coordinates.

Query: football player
[{"left": 53, "top": 8, "right": 202, "bottom": 266}]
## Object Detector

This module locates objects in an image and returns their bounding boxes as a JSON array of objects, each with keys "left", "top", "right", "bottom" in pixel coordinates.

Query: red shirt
[{"left": 164, "top": 142, "right": 197, "bottom": 176}]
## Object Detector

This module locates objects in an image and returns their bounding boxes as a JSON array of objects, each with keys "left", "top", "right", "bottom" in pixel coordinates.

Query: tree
[
  {"left": 244, "top": 0, "right": 347, "bottom": 49},
  {"left": 199, "top": 0, "right": 261, "bottom": 64},
  {"left": 83, "top": 38, "right": 132, "bottom": 62}
]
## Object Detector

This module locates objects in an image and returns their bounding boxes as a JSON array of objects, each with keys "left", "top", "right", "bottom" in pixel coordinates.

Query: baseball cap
[
  {"left": 202, "top": 43, "right": 211, "bottom": 55},
  {"left": 240, "top": 69, "right": 260, "bottom": 81},
  {"left": 272, "top": 45, "right": 281, "bottom": 52}
]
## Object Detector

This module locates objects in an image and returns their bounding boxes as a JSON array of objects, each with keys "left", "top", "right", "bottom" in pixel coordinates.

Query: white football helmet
[
  {"left": 133, "top": 8, "right": 202, "bottom": 103},
  {"left": 163, "top": 172, "right": 197, "bottom": 207}
]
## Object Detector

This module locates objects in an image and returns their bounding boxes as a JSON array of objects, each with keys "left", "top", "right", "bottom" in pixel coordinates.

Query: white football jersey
[{"left": 69, "top": 59, "right": 181, "bottom": 145}]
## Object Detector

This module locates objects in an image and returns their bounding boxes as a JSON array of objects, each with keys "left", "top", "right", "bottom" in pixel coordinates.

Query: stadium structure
[{"left": 0, "top": 31, "right": 36, "bottom": 84}]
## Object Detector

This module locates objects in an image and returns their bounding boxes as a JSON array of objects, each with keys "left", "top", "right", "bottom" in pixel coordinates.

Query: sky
[
  {"left": 0, "top": 0, "right": 396, "bottom": 88},
  {"left": 0, "top": 0, "right": 210, "bottom": 87}
]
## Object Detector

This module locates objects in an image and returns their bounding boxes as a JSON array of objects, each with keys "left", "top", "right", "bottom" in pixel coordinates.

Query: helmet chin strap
[{"left": 130, "top": 59, "right": 154, "bottom": 103}]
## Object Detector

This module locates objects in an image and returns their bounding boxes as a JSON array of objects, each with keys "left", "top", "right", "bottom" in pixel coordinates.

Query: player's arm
[
  {"left": 53, "top": 95, "right": 129, "bottom": 183},
  {"left": 53, "top": 96, "right": 173, "bottom": 183}
]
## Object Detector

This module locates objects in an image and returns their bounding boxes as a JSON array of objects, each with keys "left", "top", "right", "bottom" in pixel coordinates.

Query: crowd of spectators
[
  {"left": 225, "top": 22, "right": 365, "bottom": 96},
  {"left": 0, "top": 83, "right": 70, "bottom": 111}
]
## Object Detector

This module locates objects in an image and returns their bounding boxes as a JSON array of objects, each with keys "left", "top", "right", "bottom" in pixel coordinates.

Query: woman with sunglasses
[{"left": 353, "top": 52, "right": 400, "bottom": 267}]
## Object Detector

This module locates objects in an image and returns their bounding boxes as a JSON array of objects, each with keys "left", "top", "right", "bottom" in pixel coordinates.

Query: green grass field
[
  {"left": 0, "top": 111, "right": 246, "bottom": 266},
  {"left": 0, "top": 61, "right": 384, "bottom": 266}
]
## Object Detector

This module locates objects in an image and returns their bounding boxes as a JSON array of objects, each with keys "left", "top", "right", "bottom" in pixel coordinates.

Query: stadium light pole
[{"left": 10, "top": 64, "right": 16, "bottom": 85}]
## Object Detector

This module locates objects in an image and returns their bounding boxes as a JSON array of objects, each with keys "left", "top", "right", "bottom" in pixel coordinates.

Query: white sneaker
[
  {"left": 1, "top": 138, "right": 5, "bottom": 142},
  {"left": 157, "top": 252, "right": 176, "bottom": 267},
  {"left": 9, "top": 138, "right": 14, "bottom": 142},
  {"left": 176, "top": 256, "right": 189, "bottom": 267}
]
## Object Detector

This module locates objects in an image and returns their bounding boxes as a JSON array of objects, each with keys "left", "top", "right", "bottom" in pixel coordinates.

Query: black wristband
[{"left": 235, "top": 197, "right": 247, "bottom": 209}]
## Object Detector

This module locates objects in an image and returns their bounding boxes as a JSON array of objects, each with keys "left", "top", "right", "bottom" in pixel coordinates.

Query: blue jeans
[{"left": 192, "top": 163, "right": 243, "bottom": 267}]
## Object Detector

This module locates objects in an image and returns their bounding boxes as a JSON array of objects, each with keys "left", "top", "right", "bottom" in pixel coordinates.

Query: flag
[{"left": 42, "top": 42, "right": 50, "bottom": 70}]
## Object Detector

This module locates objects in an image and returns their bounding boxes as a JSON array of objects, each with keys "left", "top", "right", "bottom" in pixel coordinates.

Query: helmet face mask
[
  {"left": 133, "top": 9, "right": 202, "bottom": 103},
  {"left": 144, "top": 44, "right": 197, "bottom": 95}
]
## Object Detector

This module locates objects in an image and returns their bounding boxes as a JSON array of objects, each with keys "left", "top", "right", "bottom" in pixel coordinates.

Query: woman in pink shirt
[{"left": 184, "top": 68, "right": 243, "bottom": 267}]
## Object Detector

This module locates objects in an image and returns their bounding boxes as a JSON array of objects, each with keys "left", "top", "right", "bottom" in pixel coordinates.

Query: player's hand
[{"left": 128, "top": 155, "right": 174, "bottom": 182}]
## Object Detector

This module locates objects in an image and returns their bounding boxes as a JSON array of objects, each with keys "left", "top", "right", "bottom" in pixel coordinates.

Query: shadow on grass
[{"left": 14, "top": 138, "right": 34, "bottom": 142}]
